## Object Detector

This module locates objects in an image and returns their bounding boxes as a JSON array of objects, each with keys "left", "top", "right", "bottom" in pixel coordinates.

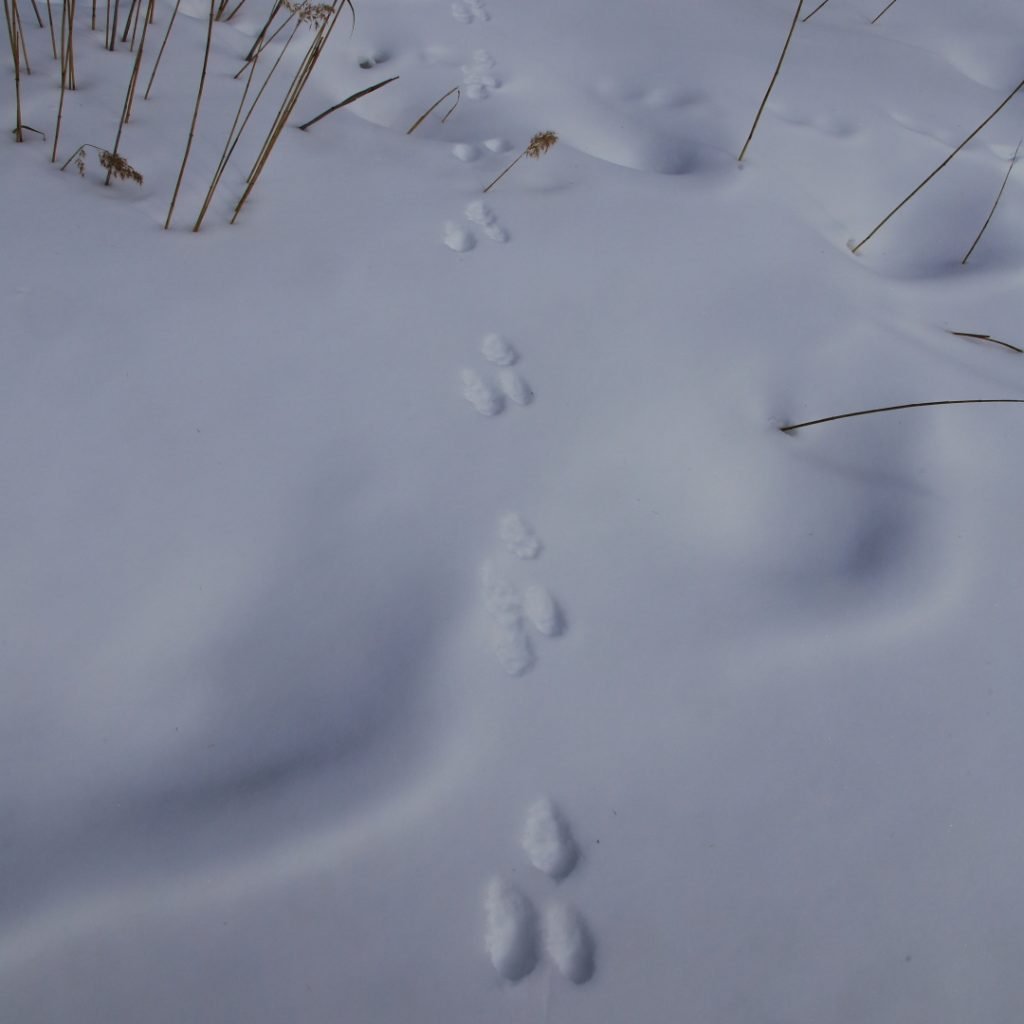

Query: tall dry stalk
[
  {"left": 193, "top": 11, "right": 305, "bottom": 228},
  {"left": 231, "top": 0, "right": 353, "bottom": 224},
  {"left": 106, "top": 0, "right": 154, "bottom": 182},
  {"left": 106, "top": 0, "right": 119, "bottom": 47},
  {"left": 482, "top": 130, "right": 558, "bottom": 192},
  {"left": 2, "top": 0, "right": 24, "bottom": 140},
  {"left": 962, "top": 137, "right": 1022, "bottom": 265},
  {"left": 739, "top": 0, "right": 804, "bottom": 161},
  {"left": 44, "top": 0, "right": 56, "bottom": 58},
  {"left": 142, "top": 0, "right": 180, "bottom": 99},
  {"left": 165, "top": 0, "right": 215, "bottom": 229},
  {"left": 852, "top": 76, "right": 1024, "bottom": 253},
  {"left": 235, "top": 4, "right": 292, "bottom": 77},
  {"left": 51, "top": 0, "right": 76, "bottom": 159}
]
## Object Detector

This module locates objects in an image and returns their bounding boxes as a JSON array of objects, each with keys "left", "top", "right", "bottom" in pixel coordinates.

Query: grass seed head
[
  {"left": 526, "top": 130, "right": 558, "bottom": 158},
  {"left": 99, "top": 150, "right": 144, "bottom": 185}
]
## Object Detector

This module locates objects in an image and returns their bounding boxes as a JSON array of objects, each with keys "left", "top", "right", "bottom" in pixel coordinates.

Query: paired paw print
[
  {"left": 481, "top": 512, "right": 564, "bottom": 676},
  {"left": 484, "top": 799, "right": 595, "bottom": 984},
  {"left": 443, "top": 201, "right": 510, "bottom": 253},
  {"left": 451, "top": 0, "right": 489, "bottom": 23},
  {"left": 460, "top": 332, "right": 530, "bottom": 416}
]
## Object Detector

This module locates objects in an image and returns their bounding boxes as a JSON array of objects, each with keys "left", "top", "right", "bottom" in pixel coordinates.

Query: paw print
[{"left": 483, "top": 799, "right": 596, "bottom": 985}]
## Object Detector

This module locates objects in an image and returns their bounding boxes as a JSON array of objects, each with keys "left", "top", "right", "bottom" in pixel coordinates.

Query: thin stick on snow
[
  {"left": 406, "top": 85, "right": 457, "bottom": 134},
  {"left": 948, "top": 331, "right": 1023, "bottom": 355},
  {"left": 962, "top": 137, "right": 1023, "bottom": 265},
  {"left": 298, "top": 74, "right": 398, "bottom": 130},
  {"left": 801, "top": 0, "right": 833, "bottom": 22},
  {"left": 870, "top": 0, "right": 899, "bottom": 25},
  {"left": 738, "top": 0, "right": 804, "bottom": 161},
  {"left": 852, "top": 77, "right": 1024, "bottom": 253},
  {"left": 781, "top": 399, "right": 1024, "bottom": 433}
]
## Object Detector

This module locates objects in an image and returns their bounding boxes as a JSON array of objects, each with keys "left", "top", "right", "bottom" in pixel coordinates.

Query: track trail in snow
[{"left": 442, "top": 0, "right": 596, "bottom": 990}]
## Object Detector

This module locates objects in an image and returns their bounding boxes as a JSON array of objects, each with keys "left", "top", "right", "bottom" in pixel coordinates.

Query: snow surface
[{"left": 4, "top": 0, "right": 1024, "bottom": 1020}]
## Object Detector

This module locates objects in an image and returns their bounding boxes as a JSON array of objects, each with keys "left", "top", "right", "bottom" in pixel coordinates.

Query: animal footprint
[
  {"left": 481, "top": 332, "right": 517, "bottom": 365},
  {"left": 480, "top": 520, "right": 564, "bottom": 675},
  {"left": 460, "top": 334, "right": 531, "bottom": 415},
  {"left": 452, "top": 0, "right": 489, "bottom": 23},
  {"left": 482, "top": 801, "right": 595, "bottom": 985},
  {"left": 465, "top": 200, "right": 509, "bottom": 243},
  {"left": 523, "top": 585, "right": 562, "bottom": 636},
  {"left": 499, "top": 512, "right": 541, "bottom": 559},
  {"left": 484, "top": 879, "right": 539, "bottom": 982},
  {"left": 481, "top": 562, "right": 534, "bottom": 675},
  {"left": 522, "top": 798, "right": 578, "bottom": 879},
  {"left": 443, "top": 221, "right": 475, "bottom": 252},
  {"left": 461, "top": 369, "right": 503, "bottom": 416},
  {"left": 543, "top": 903, "right": 595, "bottom": 984},
  {"left": 462, "top": 50, "right": 499, "bottom": 99}
]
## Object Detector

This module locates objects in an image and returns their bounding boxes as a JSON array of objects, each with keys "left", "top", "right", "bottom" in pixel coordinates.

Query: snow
[{"left": 4, "top": 0, "right": 1024, "bottom": 1019}]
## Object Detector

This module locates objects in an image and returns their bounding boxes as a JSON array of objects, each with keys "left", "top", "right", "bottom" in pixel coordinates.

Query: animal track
[
  {"left": 441, "top": 202, "right": 509, "bottom": 253},
  {"left": 461, "top": 369, "right": 502, "bottom": 415},
  {"left": 481, "top": 332, "right": 517, "bottom": 365},
  {"left": 544, "top": 903, "right": 595, "bottom": 984},
  {"left": 443, "top": 222, "right": 475, "bottom": 252},
  {"left": 482, "top": 801, "right": 595, "bottom": 986},
  {"left": 498, "top": 512, "right": 540, "bottom": 559},
  {"left": 465, "top": 200, "right": 509, "bottom": 243},
  {"left": 462, "top": 49, "right": 499, "bottom": 99},
  {"left": 451, "top": 0, "right": 489, "bottom": 23},
  {"left": 523, "top": 585, "right": 562, "bottom": 636},
  {"left": 460, "top": 334, "right": 530, "bottom": 415},
  {"left": 484, "top": 879, "right": 539, "bottom": 981},
  {"left": 522, "top": 798, "right": 578, "bottom": 879},
  {"left": 450, "top": 138, "right": 511, "bottom": 162},
  {"left": 480, "top": 514, "right": 563, "bottom": 675}
]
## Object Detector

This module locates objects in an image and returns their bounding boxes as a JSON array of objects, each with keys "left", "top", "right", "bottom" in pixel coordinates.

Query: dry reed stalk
[
  {"left": 119, "top": 0, "right": 136, "bottom": 42},
  {"left": 870, "top": 0, "right": 898, "bottom": 24},
  {"left": 13, "top": 0, "right": 30, "bottom": 74},
  {"left": 962, "top": 137, "right": 1022, "bottom": 265},
  {"left": 192, "top": 51, "right": 260, "bottom": 230},
  {"left": 482, "top": 130, "right": 558, "bottom": 193},
  {"left": 26, "top": 0, "right": 41, "bottom": 27},
  {"left": 2, "top": 0, "right": 24, "bottom": 140},
  {"left": 297, "top": 73, "right": 397, "bottom": 130},
  {"left": 222, "top": 0, "right": 248, "bottom": 21},
  {"left": 195, "top": 1, "right": 309, "bottom": 227},
  {"left": 142, "top": 0, "right": 181, "bottom": 98},
  {"left": 235, "top": 5, "right": 293, "bottom": 77},
  {"left": 739, "top": 0, "right": 804, "bottom": 161},
  {"left": 235, "top": 9, "right": 292, "bottom": 77},
  {"left": 406, "top": 85, "right": 457, "bottom": 134},
  {"left": 106, "top": 0, "right": 118, "bottom": 47},
  {"left": 241, "top": 0, "right": 282, "bottom": 65},
  {"left": 852, "top": 76, "right": 1024, "bottom": 253},
  {"left": 106, "top": 0, "right": 154, "bottom": 181},
  {"left": 50, "top": 0, "right": 71, "bottom": 157},
  {"left": 44, "top": 0, "right": 56, "bottom": 57},
  {"left": 232, "top": 0, "right": 352, "bottom": 223},
  {"left": 165, "top": 0, "right": 215, "bottom": 229},
  {"left": 948, "top": 331, "right": 1023, "bottom": 355},
  {"left": 781, "top": 398, "right": 1024, "bottom": 433}
]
